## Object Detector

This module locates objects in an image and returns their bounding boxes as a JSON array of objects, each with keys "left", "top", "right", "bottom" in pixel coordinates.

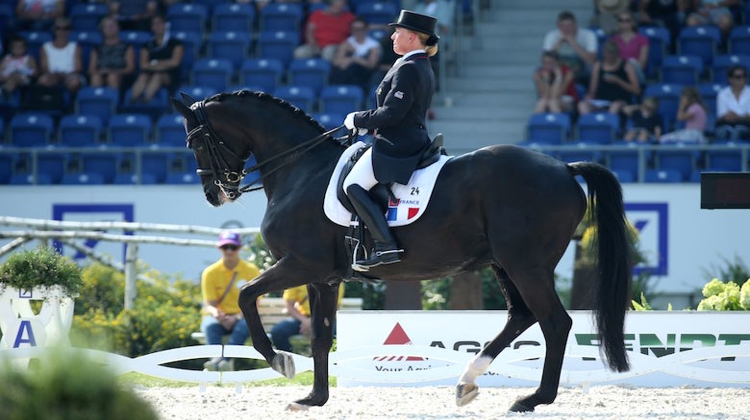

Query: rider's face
[{"left": 391, "top": 27, "right": 414, "bottom": 56}]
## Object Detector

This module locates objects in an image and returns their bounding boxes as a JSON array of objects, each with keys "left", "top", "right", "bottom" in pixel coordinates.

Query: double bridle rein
[{"left": 185, "top": 99, "right": 345, "bottom": 199}]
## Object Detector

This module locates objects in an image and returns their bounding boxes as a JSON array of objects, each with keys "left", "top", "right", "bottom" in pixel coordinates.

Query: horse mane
[{"left": 206, "top": 90, "right": 327, "bottom": 133}]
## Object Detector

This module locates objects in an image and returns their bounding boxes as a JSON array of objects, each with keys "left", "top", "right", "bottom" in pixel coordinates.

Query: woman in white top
[
  {"left": 715, "top": 65, "right": 750, "bottom": 141},
  {"left": 331, "top": 18, "right": 381, "bottom": 92},
  {"left": 37, "top": 17, "right": 84, "bottom": 95}
]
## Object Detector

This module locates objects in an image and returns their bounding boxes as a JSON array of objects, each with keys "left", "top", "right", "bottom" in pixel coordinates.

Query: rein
[{"left": 187, "top": 99, "right": 346, "bottom": 197}]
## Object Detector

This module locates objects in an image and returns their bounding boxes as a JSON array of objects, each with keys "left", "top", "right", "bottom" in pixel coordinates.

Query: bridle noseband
[{"left": 185, "top": 99, "right": 346, "bottom": 198}]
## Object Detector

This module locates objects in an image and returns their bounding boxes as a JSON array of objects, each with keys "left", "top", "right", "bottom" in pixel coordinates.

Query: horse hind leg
[{"left": 456, "top": 266, "right": 537, "bottom": 407}]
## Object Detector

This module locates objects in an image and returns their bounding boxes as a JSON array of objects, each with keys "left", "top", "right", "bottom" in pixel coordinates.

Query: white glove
[{"left": 344, "top": 112, "right": 367, "bottom": 136}]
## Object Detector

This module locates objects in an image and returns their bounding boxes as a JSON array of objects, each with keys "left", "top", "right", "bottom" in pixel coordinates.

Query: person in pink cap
[{"left": 200, "top": 230, "right": 260, "bottom": 371}]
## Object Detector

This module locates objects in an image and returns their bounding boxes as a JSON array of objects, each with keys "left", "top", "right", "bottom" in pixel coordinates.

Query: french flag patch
[{"left": 386, "top": 198, "right": 419, "bottom": 222}]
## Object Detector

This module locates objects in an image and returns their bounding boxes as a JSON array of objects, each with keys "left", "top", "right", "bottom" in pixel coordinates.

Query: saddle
[{"left": 335, "top": 134, "right": 446, "bottom": 214}]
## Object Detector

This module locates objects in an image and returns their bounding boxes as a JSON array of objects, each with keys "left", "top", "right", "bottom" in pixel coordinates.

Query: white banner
[{"left": 337, "top": 311, "right": 750, "bottom": 388}]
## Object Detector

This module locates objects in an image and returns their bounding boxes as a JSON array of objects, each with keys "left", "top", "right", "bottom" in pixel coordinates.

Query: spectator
[
  {"left": 130, "top": 14, "right": 183, "bottom": 102},
  {"left": 592, "top": 0, "right": 631, "bottom": 34},
  {"left": 14, "top": 0, "right": 65, "bottom": 32},
  {"left": 637, "top": 0, "right": 688, "bottom": 45},
  {"left": 200, "top": 231, "right": 260, "bottom": 372},
  {"left": 270, "top": 284, "right": 344, "bottom": 353},
  {"left": 0, "top": 36, "right": 38, "bottom": 99},
  {"left": 293, "top": 0, "right": 355, "bottom": 61},
  {"left": 413, "top": 0, "right": 455, "bottom": 47},
  {"left": 715, "top": 65, "right": 750, "bottom": 140},
  {"left": 660, "top": 86, "right": 707, "bottom": 143},
  {"left": 542, "top": 11, "right": 598, "bottom": 85},
  {"left": 622, "top": 96, "right": 663, "bottom": 142},
  {"left": 331, "top": 18, "right": 381, "bottom": 93},
  {"left": 578, "top": 40, "right": 640, "bottom": 116},
  {"left": 533, "top": 51, "right": 578, "bottom": 113},
  {"left": 88, "top": 16, "right": 135, "bottom": 90},
  {"left": 36, "top": 17, "right": 85, "bottom": 96},
  {"left": 610, "top": 11, "right": 649, "bottom": 84},
  {"left": 686, "top": 0, "right": 738, "bottom": 41},
  {"left": 108, "top": 0, "right": 159, "bottom": 31}
]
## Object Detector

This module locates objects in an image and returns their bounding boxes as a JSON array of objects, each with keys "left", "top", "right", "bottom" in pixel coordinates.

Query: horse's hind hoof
[
  {"left": 286, "top": 402, "right": 310, "bottom": 411},
  {"left": 456, "top": 382, "right": 479, "bottom": 407},
  {"left": 271, "top": 352, "right": 296, "bottom": 379},
  {"left": 508, "top": 401, "right": 534, "bottom": 412}
]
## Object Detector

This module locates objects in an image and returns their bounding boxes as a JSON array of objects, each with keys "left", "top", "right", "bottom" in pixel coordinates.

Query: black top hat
[{"left": 389, "top": 10, "right": 440, "bottom": 45}]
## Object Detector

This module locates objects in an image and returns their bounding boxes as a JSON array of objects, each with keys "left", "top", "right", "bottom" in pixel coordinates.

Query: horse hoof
[
  {"left": 456, "top": 382, "right": 479, "bottom": 406},
  {"left": 508, "top": 401, "right": 533, "bottom": 412},
  {"left": 271, "top": 352, "right": 296, "bottom": 379},
  {"left": 286, "top": 402, "right": 310, "bottom": 411}
]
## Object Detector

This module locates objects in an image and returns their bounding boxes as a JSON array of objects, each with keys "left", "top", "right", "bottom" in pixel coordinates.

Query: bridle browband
[{"left": 186, "top": 99, "right": 345, "bottom": 198}]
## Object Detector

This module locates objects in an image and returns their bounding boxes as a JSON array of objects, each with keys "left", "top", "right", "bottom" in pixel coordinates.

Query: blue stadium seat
[
  {"left": 643, "top": 83, "right": 683, "bottom": 131},
  {"left": 9, "top": 172, "right": 53, "bottom": 185},
  {"left": 166, "top": 3, "right": 208, "bottom": 32},
  {"left": 240, "top": 58, "right": 285, "bottom": 93},
  {"left": 113, "top": 172, "right": 158, "bottom": 185},
  {"left": 525, "top": 113, "right": 570, "bottom": 144},
  {"left": 605, "top": 141, "right": 648, "bottom": 177},
  {"left": 274, "top": 85, "right": 316, "bottom": 113},
  {"left": 135, "top": 147, "right": 172, "bottom": 183},
  {"left": 120, "top": 88, "right": 169, "bottom": 119},
  {"left": 576, "top": 112, "right": 619, "bottom": 143},
  {"left": 120, "top": 30, "right": 151, "bottom": 47},
  {"left": 172, "top": 30, "right": 202, "bottom": 79},
  {"left": 78, "top": 148, "right": 121, "bottom": 183},
  {"left": 644, "top": 169, "right": 682, "bottom": 183},
  {"left": 213, "top": 3, "right": 255, "bottom": 33},
  {"left": 356, "top": 1, "right": 398, "bottom": 26},
  {"left": 176, "top": 85, "right": 217, "bottom": 102},
  {"left": 165, "top": 171, "right": 201, "bottom": 184},
  {"left": 678, "top": 25, "right": 721, "bottom": 66},
  {"left": 640, "top": 26, "right": 671, "bottom": 79},
  {"left": 259, "top": 3, "right": 304, "bottom": 32},
  {"left": 288, "top": 58, "right": 331, "bottom": 95},
  {"left": 191, "top": 58, "right": 234, "bottom": 91},
  {"left": 318, "top": 84, "right": 364, "bottom": 115},
  {"left": 192, "top": 0, "right": 230, "bottom": 14},
  {"left": 654, "top": 144, "right": 698, "bottom": 181},
  {"left": 37, "top": 151, "right": 69, "bottom": 184},
  {"left": 69, "top": 30, "right": 103, "bottom": 66},
  {"left": 58, "top": 115, "right": 103, "bottom": 147},
  {"left": 0, "top": 152, "right": 15, "bottom": 184},
  {"left": 19, "top": 31, "right": 53, "bottom": 60},
  {"left": 256, "top": 31, "right": 300, "bottom": 67},
  {"left": 156, "top": 114, "right": 187, "bottom": 146},
  {"left": 729, "top": 25, "right": 750, "bottom": 55},
  {"left": 611, "top": 169, "right": 636, "bottom": 183},
  {"left": 108, "top": 114, "right": 153, "bottom": 146},
  {"left": 207, "top": 31, "right": 252, "bottom": 67},
  {"left": 10, "top": 113, "right": 54, "bottom": 147},
  {"left": 556, "top": 141, "right": 604, "bottom": 163},
  {"left": 69, "top": 3, "right": 108, "bottom": 31},
  {"left": 312, "top": 112, "right": 346, "bottom": 130},
  {"left": 76, "top": 86, "right": 119, "bottom": 125},
  {"left": 61, "top": 172, "right": 105, "bottom": 185},
  {"left": 705, "top": 140, "right": 743, "bottom": 171},
  {"left": 226, "top": 84, "right": 265, "bottom": 93},
  {"left": 660, "top": 55, "right": 703, "bottom": 85},
  {"left": 711, "top": 54, "right": 750, "bottom": 84}
]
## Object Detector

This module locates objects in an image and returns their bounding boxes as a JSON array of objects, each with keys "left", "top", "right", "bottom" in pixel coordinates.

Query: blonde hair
[{"left": 416, "top": 32, "right": 439, "bottom": 57}]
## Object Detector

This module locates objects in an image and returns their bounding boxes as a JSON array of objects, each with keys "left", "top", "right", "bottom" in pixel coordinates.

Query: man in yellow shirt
[
  {"left": 270, "top": 283, "right": 345, "bottom": 352},
  {"left": 201, "top": 231, "right": 260, "bottom": 371}
]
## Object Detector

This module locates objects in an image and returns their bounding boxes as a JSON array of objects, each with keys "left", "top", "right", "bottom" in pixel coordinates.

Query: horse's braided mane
[{"left": 206, "top": 90, "right": 327, "bottom": 133}]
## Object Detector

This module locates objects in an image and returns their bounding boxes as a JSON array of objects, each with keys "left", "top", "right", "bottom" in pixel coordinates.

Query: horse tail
[{"left": 568, "top": 162, "right": 631, "bottom": 372}]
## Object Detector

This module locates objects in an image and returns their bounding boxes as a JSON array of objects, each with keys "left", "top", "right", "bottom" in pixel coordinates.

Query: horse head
[{"left": 171, "top": 92, "right": 253, "bottom": 207}]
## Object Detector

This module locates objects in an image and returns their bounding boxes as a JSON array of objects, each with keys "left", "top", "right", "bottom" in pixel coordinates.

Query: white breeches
[{"left": 342, "top": 148, "right": 378, "bottom": 194}]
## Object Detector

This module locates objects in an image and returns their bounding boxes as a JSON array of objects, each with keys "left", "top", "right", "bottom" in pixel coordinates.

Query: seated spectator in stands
[
  {"left": 0, "top": 36, "right": 38, "bottom": 99},
  {"left": 14, "top": 0, "right": 65, "bottom": 32},
  {"left": 331, "top": 18, "right": 381, "bottom": 93},
  {"left": 413, "top": 0, "right": 455, "bottom": 48},
  {"left": 533, "top": 51, "right": 578, "bottom": 113},
  {"left": 622, "top": 96, "right": 663, "bottom": 142},
  {"left": 578, "top": 40, "right": 640, "bottom": 116},
  {"left": 108, "top": 0, "right": 159, "bottom": 31},
  {"left": 130, "top": 15, "right": 183, "bottom": 102},
  {"left": 715, "top": 65, "right": 750, "bottom": 140},
  {"left": 36, "top": 17, "right": 85, "bottom": 96},
  {"left": 88, "top": 16, "right": 135, "bottom": 90},
  {"left": 610, "top": 11, "right": 649, "bottom": 84},
  {"left": 660, "top": 86, "right": 707, "bottom": 143},
  {"left": 637, "top": 0, "right": 688, "bottom": 46},
  {"left": 293, "top": 0, "right": 355, "bottom": 62},
  {"left": 367, "top": 26, "right": 399, "bottom": 91},
  {"left": 542, "top": 11, "right": 598, "bottom": 85},
  {"left": 686, "top": 0, "right": 737, "bottom": 42},
  {"left": 592, "top": 0, "right": 630, "bottom": 34}
]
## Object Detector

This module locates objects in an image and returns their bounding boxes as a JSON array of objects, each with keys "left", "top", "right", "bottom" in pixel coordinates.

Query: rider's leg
[{"left": 343, "top": 150, "right": 402, "bottom": 270}]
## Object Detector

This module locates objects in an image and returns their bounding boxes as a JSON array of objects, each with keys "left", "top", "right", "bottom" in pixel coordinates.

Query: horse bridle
[{"left": 185, "top": 99, "right": 346, "bottom": 198}]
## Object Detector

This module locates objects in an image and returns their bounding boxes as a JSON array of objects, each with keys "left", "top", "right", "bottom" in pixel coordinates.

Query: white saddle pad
[{"left": 323, "top": 141, "right": 452, "bottom": 227}]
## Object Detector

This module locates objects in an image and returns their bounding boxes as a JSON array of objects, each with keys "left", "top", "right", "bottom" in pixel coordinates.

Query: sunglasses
[
  {"left": 55, "top": 26, "right": 71, "bottom": 31},
  {"left": 617, "top": 18, "right": 632, "bottom": 22},
  {"left": 220, "top": 245, "right": 239, "bottom": 251},
  {"left": 731, "top": 74, "right": 746, "bottom": 79}
]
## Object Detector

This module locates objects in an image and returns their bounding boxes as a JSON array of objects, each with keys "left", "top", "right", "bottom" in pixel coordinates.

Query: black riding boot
[{"left": 346, "top": 184, "right": 403, "bottom": 271}]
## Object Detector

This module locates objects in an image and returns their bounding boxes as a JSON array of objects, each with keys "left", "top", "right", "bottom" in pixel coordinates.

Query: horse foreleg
[{"left": 287, "top": 281, "right": 339, "bottom": 411}]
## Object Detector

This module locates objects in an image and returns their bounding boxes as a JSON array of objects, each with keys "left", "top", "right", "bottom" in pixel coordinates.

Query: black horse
[{"left": 171, "top": 90, "right": 632, "bottom": 412}]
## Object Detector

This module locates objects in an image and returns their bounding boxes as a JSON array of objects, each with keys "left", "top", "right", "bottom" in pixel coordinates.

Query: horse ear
[
  {"left": 180, "top": 91, "right": 197, "bottom": 106},
  {"left": 171, "top": 97, "right": 192, "bottom": 118}
]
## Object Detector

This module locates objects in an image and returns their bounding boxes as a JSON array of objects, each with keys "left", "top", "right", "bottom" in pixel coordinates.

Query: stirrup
[{"left": 352, "top": 248, "right": 403, "bottom": 272}]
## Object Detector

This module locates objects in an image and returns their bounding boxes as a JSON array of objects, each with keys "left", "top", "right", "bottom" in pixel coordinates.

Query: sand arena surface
[{"left": 137, "top": 384, "right": 750, "bottom": 420}]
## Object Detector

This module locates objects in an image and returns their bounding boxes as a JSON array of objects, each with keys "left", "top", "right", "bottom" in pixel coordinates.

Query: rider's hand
[{"left": 344, "top": 112, "right": 367, "bottom": 136}]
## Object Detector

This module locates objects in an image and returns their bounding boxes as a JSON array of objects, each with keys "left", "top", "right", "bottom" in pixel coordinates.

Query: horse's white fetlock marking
[{"left": 458, "top": 354, "right": 492, "bottom": 384}]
